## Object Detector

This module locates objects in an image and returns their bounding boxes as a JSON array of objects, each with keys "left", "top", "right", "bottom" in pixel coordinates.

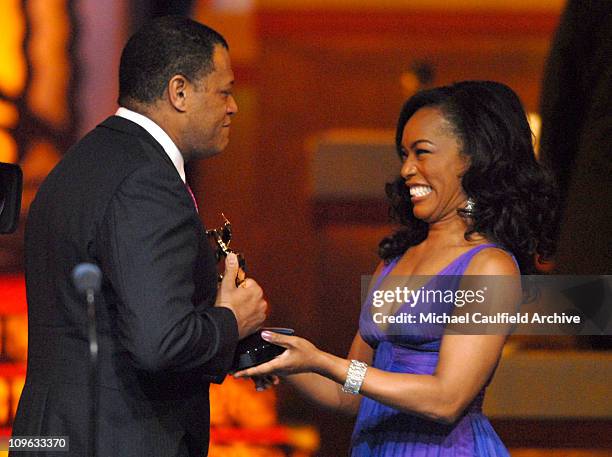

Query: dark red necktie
[{"left": 185, "top": 183, "right": 199, "bottom": 213}]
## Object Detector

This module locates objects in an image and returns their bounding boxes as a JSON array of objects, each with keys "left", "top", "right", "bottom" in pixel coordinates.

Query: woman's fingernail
[{"left": 261, "top": 331, "right": 273, "bottom": 340}]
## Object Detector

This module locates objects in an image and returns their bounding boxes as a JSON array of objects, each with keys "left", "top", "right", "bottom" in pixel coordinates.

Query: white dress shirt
[{"left": 115, "top": 107, "right": 186, "bottom": 183}]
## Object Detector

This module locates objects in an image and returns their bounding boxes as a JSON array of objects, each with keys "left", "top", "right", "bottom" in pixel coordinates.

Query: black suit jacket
[
  {"left": 11, "top": 116, "right": 239, "bottom": 456},
  {"left": 539, "top": 0, "right": 612, "bottom": 275}
]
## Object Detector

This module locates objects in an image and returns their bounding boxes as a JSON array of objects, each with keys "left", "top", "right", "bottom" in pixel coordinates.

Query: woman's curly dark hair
[{"left": 378, "top": 81, "right": 558, "bottom": 274}]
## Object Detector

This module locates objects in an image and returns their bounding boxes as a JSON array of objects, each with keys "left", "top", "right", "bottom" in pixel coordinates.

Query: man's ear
[{"left": 167, "top": 75, "right": 189, "bottom": 112}]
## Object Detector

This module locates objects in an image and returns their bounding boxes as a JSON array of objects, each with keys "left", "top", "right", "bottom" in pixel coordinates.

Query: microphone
[
  {"left": 71, "top": 262, "right": 102, "bottom": 457},
  {"left": 71, "top": 263, "right": 102, "bottom": 295}
]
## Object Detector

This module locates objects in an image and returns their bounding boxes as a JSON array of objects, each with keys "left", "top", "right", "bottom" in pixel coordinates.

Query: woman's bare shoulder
[{"left": 464, "top": 246, "right": 519, "bottom": 276}]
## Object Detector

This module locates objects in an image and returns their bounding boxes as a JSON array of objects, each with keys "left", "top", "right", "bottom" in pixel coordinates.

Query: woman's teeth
[{"left": 410, "top": 185, "right": 432, "bottom": 197}]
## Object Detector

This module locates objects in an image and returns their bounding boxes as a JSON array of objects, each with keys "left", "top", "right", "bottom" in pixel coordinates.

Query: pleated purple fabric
[{"left": 351, "top": 244, "right": 511, "bottom": 457}]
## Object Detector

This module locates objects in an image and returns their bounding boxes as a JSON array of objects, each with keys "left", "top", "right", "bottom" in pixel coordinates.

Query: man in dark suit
[
  {"left": 539, "top": 0, "right": 611, "bottom": 348},
  {"left": 11, "top": 16, "right": 267, "bottom": 456},
  {"left": 539, "top": 0, "right": 611, "bottom": 277}
]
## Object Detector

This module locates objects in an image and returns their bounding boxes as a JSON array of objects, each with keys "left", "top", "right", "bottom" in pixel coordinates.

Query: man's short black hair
[{"left": 118, "top": 15, "right": 228, "bottom": 106}]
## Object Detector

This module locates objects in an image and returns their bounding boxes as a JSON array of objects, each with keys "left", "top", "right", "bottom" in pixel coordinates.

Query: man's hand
[{"left": 215, "top": 253, "right": 267, "bottom": 339}]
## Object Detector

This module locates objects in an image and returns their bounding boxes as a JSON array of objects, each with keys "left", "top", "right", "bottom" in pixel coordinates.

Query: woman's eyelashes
[{"left": 400, "top": 146, "right": 432, "bottom": 162}]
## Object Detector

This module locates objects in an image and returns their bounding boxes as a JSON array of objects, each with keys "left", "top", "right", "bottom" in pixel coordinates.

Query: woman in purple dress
[{"left": 236, "top": 81, "right": 557, "bottom": 456}]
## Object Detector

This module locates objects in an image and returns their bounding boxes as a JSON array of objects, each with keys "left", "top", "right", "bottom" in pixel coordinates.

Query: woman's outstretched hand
[{"left": 233, "top": 331, "right": 323, "bottom": 378}]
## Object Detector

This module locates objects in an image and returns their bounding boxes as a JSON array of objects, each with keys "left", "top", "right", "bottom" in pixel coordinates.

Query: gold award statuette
[
  {"left": 206, "top": 214, "right": 247, "bottom": 286},
  {"left": 206, "top": 214, "right": 294, "bottom": 372}
]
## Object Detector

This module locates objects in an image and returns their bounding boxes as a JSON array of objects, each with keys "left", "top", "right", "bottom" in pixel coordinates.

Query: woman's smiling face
[{"left": 399, "top": 107, "right": 469, "bottom": 224}]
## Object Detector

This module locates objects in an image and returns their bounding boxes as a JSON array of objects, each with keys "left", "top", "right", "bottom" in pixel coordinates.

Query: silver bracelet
[{"left": 341, "top": 359, "right": 368, "bottom": 395}]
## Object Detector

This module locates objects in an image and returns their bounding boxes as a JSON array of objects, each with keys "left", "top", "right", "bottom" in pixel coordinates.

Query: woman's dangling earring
[{"left": 459, "top": 197, "right": 476, "bottom": 218}]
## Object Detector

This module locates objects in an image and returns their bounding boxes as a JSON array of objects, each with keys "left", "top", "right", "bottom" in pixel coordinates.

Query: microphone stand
[
  {"left": 72, "top": 263, "right": 102, "bottom": 457},
  {"left": 86, "top": 287, "right": 98, "bottom": 457}
]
